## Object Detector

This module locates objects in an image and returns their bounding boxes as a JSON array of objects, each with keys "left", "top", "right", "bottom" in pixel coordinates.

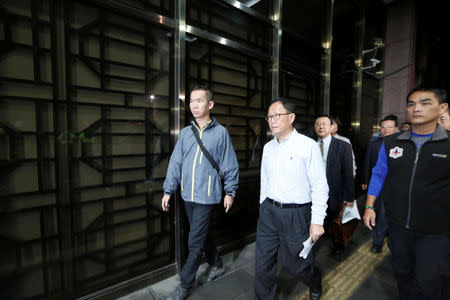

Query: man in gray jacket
[{"left": 162, "top": 85, "right": 239, "bottom": 300}]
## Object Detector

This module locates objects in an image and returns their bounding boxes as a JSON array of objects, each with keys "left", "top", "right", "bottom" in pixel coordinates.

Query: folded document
[
  {"left": 299, "top": 236, "right": 316, "bottom": 259},
  {"left": 342, "top": 200, "right": 361, "bottom": 224}
]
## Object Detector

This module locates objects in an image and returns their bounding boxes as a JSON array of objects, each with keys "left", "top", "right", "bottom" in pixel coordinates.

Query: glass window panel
[
  {"left": 187, "top": 0, "right": 273, "bottom": 53},
  {"left": 0, "top": 0, "right": 174, "bottom": 298}
]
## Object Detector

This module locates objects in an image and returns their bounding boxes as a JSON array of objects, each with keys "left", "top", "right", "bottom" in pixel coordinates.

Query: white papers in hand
[
  {"left": 299, "top": 236, "right": 316, "bottom": 259},
  {"left": 342, "top": 200, "right": 361, "bottom": 224}
]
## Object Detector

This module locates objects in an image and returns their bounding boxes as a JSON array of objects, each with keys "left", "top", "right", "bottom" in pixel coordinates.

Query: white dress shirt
[
  {"left": 317, "top": 134, "right": 332, "bottom": 171},
  {"left": 334, "top": 134, "right": 357, "bottom": 176},
  {"left": 260, "top": 129, "right": 329, "bottom": 225}
]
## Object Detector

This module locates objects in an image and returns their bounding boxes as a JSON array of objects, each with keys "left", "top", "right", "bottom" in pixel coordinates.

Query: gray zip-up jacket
[{"left": 163, "top": 117, "right": 239, "bottom": 204}]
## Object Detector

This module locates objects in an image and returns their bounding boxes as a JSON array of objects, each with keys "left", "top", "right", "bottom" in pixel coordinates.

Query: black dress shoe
[
  {"left": 333, "top": 246, "right": 344, "bottom": 256},
  {"left": 310, "top": 271, "right": 322, "bottom": 300},
  {"left": 371, "top": 244, "right": 382, "bottom": 253},
  {"left": 310, "top": 284, "right": 322, "bottom": 300}
]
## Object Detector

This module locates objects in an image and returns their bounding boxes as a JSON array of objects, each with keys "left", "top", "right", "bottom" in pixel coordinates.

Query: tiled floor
[{"left": 119, "top": 211, "right": 399, "bottom": 300}]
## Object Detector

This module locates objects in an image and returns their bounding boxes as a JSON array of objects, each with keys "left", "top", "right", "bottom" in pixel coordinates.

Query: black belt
[{"left": 266, "top": 198, "right": 311, "bottom": 208}]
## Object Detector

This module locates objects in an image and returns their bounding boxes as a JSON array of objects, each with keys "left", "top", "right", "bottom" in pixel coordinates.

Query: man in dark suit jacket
[
  {"left": 361, "top": 114, "right": 398, "bottom": 253},
  {"left": 314, "top": 115, "right": 354, "bottom": 254},
  {"left": 361, "top": 137, "right": 383, "bottom": 189}
]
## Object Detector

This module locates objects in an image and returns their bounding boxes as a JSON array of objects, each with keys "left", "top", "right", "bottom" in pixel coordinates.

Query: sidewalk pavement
[{"left": 118, "top": 200, "right": 397, "bottom": 300}]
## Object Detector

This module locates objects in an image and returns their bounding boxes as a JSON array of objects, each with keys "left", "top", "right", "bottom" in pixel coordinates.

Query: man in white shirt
[{"left": 255, "top": 99, "right": 329, "bottom": 300}]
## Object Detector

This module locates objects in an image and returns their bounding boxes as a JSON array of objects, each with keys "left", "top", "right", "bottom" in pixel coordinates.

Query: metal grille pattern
[
  {"left": 0, "top": 0, "right": 321, "bottom": 299},
  {"left": 0, "top": 0, "right": 175, "bottom": 298}
]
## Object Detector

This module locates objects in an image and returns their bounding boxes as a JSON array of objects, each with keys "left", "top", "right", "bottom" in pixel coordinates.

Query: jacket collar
[
  {"left": 191, "top": 116, "right": 217, "bottom": 131},
  {"left": 397, "top": 123, "right": 449, "bottom": 142}
]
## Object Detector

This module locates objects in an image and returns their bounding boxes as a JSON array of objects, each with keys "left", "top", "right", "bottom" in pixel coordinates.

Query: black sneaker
[
  {"left": 168, "top": 285, "right": 189, "bottom": 300},
  {"left": 371, "top": 244, "right": 382, "bottom": 253},
  {"left": 205, "top": 266, "right": 225, "bottom": 283}
]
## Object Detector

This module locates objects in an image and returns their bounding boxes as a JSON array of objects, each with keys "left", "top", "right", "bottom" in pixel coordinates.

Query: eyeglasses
[
  {"left": 381, "top": 125, "right": 395, "bottom": 129},
  {"left": 314, "top": 122, "right": 331, "bottom": 127},
  {"left": 265, "top": 113, "right": 291, "bottom": 121}
]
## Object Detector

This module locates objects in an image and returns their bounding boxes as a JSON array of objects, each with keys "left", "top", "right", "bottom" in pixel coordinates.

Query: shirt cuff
[
  {"left": 311, "top": 214, "right": 325, "bottom": 226},
  {"left": 225, "top": 191, "right": 235, "bottom": 197}
]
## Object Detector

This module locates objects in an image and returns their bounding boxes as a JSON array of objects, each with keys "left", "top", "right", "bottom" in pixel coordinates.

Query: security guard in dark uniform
[{"left": 364, "top": 87, "right": 450, "bottom": 300}]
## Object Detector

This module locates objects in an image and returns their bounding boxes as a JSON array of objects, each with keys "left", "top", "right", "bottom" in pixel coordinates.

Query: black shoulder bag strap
[{"left": 191, "top": 125, "right": 224, "bottom": 182}]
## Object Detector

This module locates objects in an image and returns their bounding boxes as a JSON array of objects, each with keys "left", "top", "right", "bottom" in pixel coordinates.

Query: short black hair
[
  {"left": 401, "top": 121, "right": 411, "bottom": 126},
  {"left": 191, "top": 84, "right": 213, "bottom": 101},
  {"left": 330, "top": 115, "right": 341, "bottom": 127},
  {"left": 406, "top": 87, "right": 447, "bottom": 104},
  {"left": 315, "top": 114, "right": 333, "bottom": 124},
  {"left": 380, "top": 114, "right": 398, "bottom": 127},
  {"left": 271, "top": 97, "right": 296, "bottom": 113}
]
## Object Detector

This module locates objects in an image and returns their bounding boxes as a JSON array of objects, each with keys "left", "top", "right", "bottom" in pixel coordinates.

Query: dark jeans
[
  {"left": 180, "top": 201, "right": 222, "bottom": 290},
  {"left": 254, "top": 199, "right": 320, "bottom": 300},
  {"left": 388, "top": 221, "right": 449, "bottom": 300},
  {"left": 372, "top": 197, "right": 390, "bottom": 246}
]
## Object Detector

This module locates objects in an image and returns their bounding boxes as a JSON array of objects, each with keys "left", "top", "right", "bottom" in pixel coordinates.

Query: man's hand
[
  {"left": 344, "top": 201, "right": 354, "bottom": 207},
  {"left": 310, "top": 224, "right": 324, "bottom": 242},
  {"left": 363, "top": 208, "right": 376, "bottom": 230},
  {"left": 161, "top": 194, "right": 171, "bottom": 212},
  {"left": 224, "top": 195, "right": 234, "bottom": 213},
  {"left": 361, "top": 184, "right": 368, "bottom": 191}
]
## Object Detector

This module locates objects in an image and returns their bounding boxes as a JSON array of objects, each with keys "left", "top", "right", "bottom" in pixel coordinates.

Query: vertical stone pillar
[{"left": 381, "top": 0, "right": 416, "bottom": 123}]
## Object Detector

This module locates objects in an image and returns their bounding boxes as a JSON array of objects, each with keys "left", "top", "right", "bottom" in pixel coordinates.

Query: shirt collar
[
  {"left": 276, "top": 128, "right": 297, "bottom": 144},
  {"left": 318, "top": 134, "right": 332, "bottom": 145},
  {"left": 191, "top": 117, "right": 214, "bottom": 131}
]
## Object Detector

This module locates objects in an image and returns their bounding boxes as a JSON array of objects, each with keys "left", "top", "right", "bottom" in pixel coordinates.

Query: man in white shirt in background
[
  {"left": 330, "top": 116, "right": 357, "bottom": 177},
  {"left": 254, "top": 99, "right": 329, "bottom": 300}
]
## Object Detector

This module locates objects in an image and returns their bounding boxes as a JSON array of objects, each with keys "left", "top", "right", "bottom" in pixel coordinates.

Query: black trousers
[
  {"left": 254, "top": 199, "right": 320, "bottom": 300},
  {"left": 388, "top": 221, "right": 449, "bottom": 300},
  {"left": 372, "top": 196, "right": 390, "bottom": 246},
  {"left": 180, "top": 201, "right": 222, "bottom": 290}
]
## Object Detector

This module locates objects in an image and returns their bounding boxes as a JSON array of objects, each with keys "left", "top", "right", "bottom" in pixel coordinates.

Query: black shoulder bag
[{"left": 191, "top": 125, "right": 224, "bottom": 182}]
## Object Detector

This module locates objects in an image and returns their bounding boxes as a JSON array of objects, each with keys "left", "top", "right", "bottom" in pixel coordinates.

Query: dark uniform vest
[{"left": 382, "top": 126, "right": 450, "bottom": 234}]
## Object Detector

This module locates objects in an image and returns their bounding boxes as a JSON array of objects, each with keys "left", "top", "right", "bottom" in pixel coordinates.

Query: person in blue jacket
[{"left": 162, "top": 85, "right": 239, "bottom": 300}]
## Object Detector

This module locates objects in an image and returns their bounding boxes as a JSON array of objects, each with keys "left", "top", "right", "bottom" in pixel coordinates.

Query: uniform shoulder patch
[{"left": 389, "top": 146, "right": 403, "bottom": 159}]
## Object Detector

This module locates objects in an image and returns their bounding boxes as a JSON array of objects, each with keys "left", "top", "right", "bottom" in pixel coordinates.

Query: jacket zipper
[
  {"left": 406, "top": 139, "right": 429, "bottom": 229},
  {"left": 191, "top": 146, "right": 201, "bottom": 201},
  {"left": 191, "top": 122, "right": 210, "bottom": 202},
  {"left": 208, "top": 175, "right": 211, "bottom": 196},
  {"left": 406, "top": 151, "right": 419, "bottom": 229}
]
